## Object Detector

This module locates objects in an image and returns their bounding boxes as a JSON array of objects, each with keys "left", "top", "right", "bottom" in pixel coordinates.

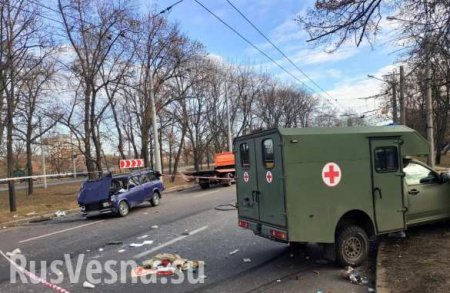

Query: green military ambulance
[{"left": 234, "top": 126, "right": 450, "bottom": 266}]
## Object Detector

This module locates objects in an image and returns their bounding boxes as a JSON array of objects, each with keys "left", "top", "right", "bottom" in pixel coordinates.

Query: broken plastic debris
[
  {"left": 98, "top": 248, "right": 104, "bottom": 252},
  {"left": 118, "top": 249, "right": 126, "bottom": 253},
  {"left": 54, "top": 210, "right": 66, "bottom": 217},
  {"left": 107, "top": 241, "right": 123, "bottom": 245},
  {"left": 151, "top": 225, "right": 159, "bottom": 229},
  {"left": 137, "top": 235, "right": 149, "bottom": 239},
  {"left": 340, "top": 266, "right": 367, "bottom": 285},
  {"left": 82, "top": 281, "right": 95, "bottom": 289},
  {"left": 26, "top": 211, "right": 37, "bottom": 216},
  {"left": 229, "top": 249, "right": 239, "bottom": 255},
  {"left": 6, "top": 248, "right": 22, "bottom": 257},
  {"left": 129, "top": 240, "right": 154, "bottom": 247},
  {"left": 181, "top": 230, "right": 190, "bottom": 236},
  {"left": 243, "top": 258, "right": 252, "bottom": 263}
]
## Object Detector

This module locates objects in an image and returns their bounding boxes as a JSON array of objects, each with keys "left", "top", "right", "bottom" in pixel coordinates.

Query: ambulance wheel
[
  {"left": 336, "top": 225, "right": 369, "bottom": 267},
  {"left": 150, "top": 192, "right": 160, "bottom": 207},
  {"left": 118, "top": 201, "right": 129, "bottom": 217}
]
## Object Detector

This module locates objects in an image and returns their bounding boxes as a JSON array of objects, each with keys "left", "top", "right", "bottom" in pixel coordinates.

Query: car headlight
[
  {"left": 102, "top": 202, "right": 111, "bottom": 208},
  {"left": 110, "top": 195, "right": 117, "bottom": 201}
]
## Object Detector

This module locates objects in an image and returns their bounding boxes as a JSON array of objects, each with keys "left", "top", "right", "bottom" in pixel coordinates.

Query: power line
[
  {"left": 224, "top": 0, "right": 345, "bottom": 110},
  {"left": 192, "top": 0, "right": 344, "bottom": 111}
]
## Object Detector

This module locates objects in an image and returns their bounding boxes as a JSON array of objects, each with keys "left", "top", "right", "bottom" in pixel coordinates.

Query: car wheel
[
  {"left": 199, "top": 181, "right": 210, "bottom": 189},
  {"left": 118, "top": 201, "right": 129, "bottom": 217},
  {"left": 150, "top": 192, "right": 160, "bottom": 207},
  {"left": 336, "top": 225, "right": 368, "bottom": 267}
]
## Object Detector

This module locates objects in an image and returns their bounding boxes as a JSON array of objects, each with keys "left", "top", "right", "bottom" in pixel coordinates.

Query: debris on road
[
  {"left": 129, "top": 240, "right": 154, "bottom": 247},
  {"left": 106, "top": 241, "right": 123, "bottom": 245},
  {"left": 137, "top": 235, "right": 149, "bottom": 239},
  {"left": 82, "top": 281, "right": 95, "bottom": 289},
  {"left": 118, "top": 249, "right": 126, "bottom": 253},
  {"left": 54, "top": 210, "right": 66, "bottom": 217},
  {"left": 98, "top": 248, "right": 104, "bottom": 252},
  {"left": 151, "top": 225, "right": 159, "bottom": 229},
  {"left": 181, "top": 230, "right": 190, "bottom": 236},
  {"left": 229, "top": 249, "right": 239, "bottom": 255},
  {"left": 6, "top": 248, "right": 22, "bottom": 257},
  {"left": 132, "top": 253, "right": 205, "bottom": 278},
  {"left": 26, "top": 211, "right": 37, "bottom": 216},
  {"left": 340, "top": 266, "right": 368, "bottom": 285},
  {"left": 2, "top": 226, "right": 6, "bottom": 229},
  {"left": 243, "top": 258, "right": 251, "bottom": 263}
]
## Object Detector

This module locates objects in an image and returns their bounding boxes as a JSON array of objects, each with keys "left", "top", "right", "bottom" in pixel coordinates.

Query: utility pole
[
  {"left": 425, "top": 46, "right": 435, "bottom": 168},
  {"left": 39, "top": 119, "right": 47, "bottom": 189},
  {"left": 150, "top": 71, "right": 163, "bottom": 181},
  {"left": 399, "top": 66, "right": 406, "bottom": 125},
  {"left": 225, "top": 81, "right": 233, "bottom": 152},
  {"left": 391, "top": 75, "right": 398, "bottom": 124}
]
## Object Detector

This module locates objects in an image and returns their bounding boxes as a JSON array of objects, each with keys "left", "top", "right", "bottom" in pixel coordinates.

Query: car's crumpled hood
[{"left": 77, "top": 174, "right": 112, "bottom": 204}]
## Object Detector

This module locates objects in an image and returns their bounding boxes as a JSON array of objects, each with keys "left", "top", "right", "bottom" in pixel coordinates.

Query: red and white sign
[
  {"left": 119, "top": 159, "right": 144, "bottom": 169},
  {"left": 266, "top": 171, "right": 273, "bottom": 183},
  {"left": 243, "top": 171, "right": 249, "bottom": 183},
  {"left": 322, "top": 162, "right": 342, "bottom": 187}
]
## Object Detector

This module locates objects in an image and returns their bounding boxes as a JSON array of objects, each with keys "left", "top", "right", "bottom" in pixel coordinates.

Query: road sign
[
  {"left": 322, "top": 162, "right": 341, "bottom": 187},
  {"left": 243, "top": 171, "right": 249, "bottom": 183},
  {"left": 266, "top": 171, "right": 273, "bottom": 183},
  {"left": 120, "top": 159, "right": 144, "bottom": 169}
]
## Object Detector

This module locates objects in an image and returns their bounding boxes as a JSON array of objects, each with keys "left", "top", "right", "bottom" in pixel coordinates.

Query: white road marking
[
  {"left": 133, "top": 225, "right": 208, "bottom": 259},
  {"left": 193, "top": 189, "right": 221, "bottom": 198},
  {"left": 18, "top": 220, "right": 105, "bottom": 244}
]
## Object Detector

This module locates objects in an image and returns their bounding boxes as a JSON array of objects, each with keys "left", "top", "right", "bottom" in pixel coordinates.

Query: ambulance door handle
[
  {"left": 252, "top": 190, "right": 259, "bottom": 203},
  {"left": 373, "top": 187, "right": 382, "bottom": 199}
]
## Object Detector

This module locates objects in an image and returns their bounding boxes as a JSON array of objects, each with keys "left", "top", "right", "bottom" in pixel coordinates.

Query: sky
[{"left": 154, "top": 0, "right": 404, "bottom": 118}]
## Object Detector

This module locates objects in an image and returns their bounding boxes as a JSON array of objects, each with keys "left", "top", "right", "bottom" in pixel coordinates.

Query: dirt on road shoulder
[{"left": 378, "top": 221, "right": 450, "bottom": 293}]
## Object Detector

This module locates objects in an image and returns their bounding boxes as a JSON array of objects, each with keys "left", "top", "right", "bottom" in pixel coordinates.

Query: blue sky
[{"left": 154, "top": 0, "right": 403, "bottom": 116}]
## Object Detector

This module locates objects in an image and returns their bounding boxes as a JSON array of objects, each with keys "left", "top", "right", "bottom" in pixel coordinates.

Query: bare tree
[
  {"left": 57, "top": 0, "right": 131, "bottom": 178},
  {"left": 1, "top": 0, "right": 49, "bottom": 211}
]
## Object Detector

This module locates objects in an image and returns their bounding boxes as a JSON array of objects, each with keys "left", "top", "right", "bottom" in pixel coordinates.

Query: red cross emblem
[
  {"left": 322, "top": 162, "right": 342, "bottom": 187},
  {"left": 243, "top": 171, "right": 249, "bottom": 183},
  {"left": 266, "top": 171, "right": 273, "bottom": 183}
]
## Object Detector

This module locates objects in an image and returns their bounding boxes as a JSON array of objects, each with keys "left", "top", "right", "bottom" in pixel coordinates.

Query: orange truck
[{"left": 185, "top": 152, "right": 235, "bottom": 189}]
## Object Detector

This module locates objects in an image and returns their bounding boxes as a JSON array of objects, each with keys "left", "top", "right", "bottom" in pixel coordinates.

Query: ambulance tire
[{"left": 336, "top": 225, "right": 369, "bottom": 267}]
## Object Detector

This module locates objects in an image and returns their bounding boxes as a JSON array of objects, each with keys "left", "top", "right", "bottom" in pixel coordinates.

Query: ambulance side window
[
  {"left": 240, "top": 143, "right": 250, "bottom": 168},
  {"left": 374, "top": 147, "right": 399, "bottom": 173},
  {"left": 262, "top": 139, "right": 275, "bottom": 169}
]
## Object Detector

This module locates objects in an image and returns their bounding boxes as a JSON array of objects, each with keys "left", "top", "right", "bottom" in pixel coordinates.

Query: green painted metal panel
[
  {"left": 369, "top": 138, "right": 406, "bottom": 232},
  {"left": 254, "top": 133, "right": 287, "bottom": 227},
  {"left": 235, "top": 139, "right": 259, "bottom": 220}
]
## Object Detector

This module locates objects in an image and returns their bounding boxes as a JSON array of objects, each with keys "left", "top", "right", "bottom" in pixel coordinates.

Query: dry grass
[{"left": 0, "top": 175, "right": 191, "bottom": 224}]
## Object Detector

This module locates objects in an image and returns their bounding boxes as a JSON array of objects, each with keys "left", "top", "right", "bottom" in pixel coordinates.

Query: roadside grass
[{"left": 0, "top": 176, "right": 191, "bottom": 225}]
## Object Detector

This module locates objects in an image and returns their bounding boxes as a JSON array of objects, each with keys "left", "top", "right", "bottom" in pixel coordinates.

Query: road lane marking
[
  {"left": 18, "top": 220, "right": 105, "bottom": 244},
  {"left": 133, "top": 225, "right": 208, "bottom": 259},
  {"left": 193, "top": 189, "right": 221, "bottom": 198}
]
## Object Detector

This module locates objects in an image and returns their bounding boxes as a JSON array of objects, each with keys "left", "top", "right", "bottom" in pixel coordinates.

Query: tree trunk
[
  {"left": 171, "top": 125, "right": 187, "bottom": 182},
  {"left": 26, "top": 138, "right": 33, "bottom": 196},
  {"left": 84, "top": 87, "right": 96, "bottom": 179}
]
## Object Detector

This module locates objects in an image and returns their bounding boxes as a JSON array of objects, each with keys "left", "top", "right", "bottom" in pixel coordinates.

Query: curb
[{"left": 376, "top": 240, "right": 391, "bottom": 293}]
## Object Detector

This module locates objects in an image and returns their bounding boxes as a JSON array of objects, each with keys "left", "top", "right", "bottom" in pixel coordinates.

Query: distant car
[{"left": 77, "top": 169, "right": 164, "bottom": 217}]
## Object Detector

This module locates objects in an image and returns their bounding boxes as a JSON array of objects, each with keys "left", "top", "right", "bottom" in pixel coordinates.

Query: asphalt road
[{"left": 0, "top": 185, "right": 370, "bottom": 292}]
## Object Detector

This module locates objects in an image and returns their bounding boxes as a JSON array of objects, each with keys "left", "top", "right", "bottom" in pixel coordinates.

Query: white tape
[
  {"left": 0, "top": 250, "right": 71, "bottom": 293},
  {"left": 0, "top": 170, "right": 103, "bottom": 183}
]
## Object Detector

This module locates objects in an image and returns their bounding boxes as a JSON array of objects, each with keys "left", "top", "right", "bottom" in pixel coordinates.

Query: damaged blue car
[{"left": 77, "top": 170, "right": 164, "bottom": 218}]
